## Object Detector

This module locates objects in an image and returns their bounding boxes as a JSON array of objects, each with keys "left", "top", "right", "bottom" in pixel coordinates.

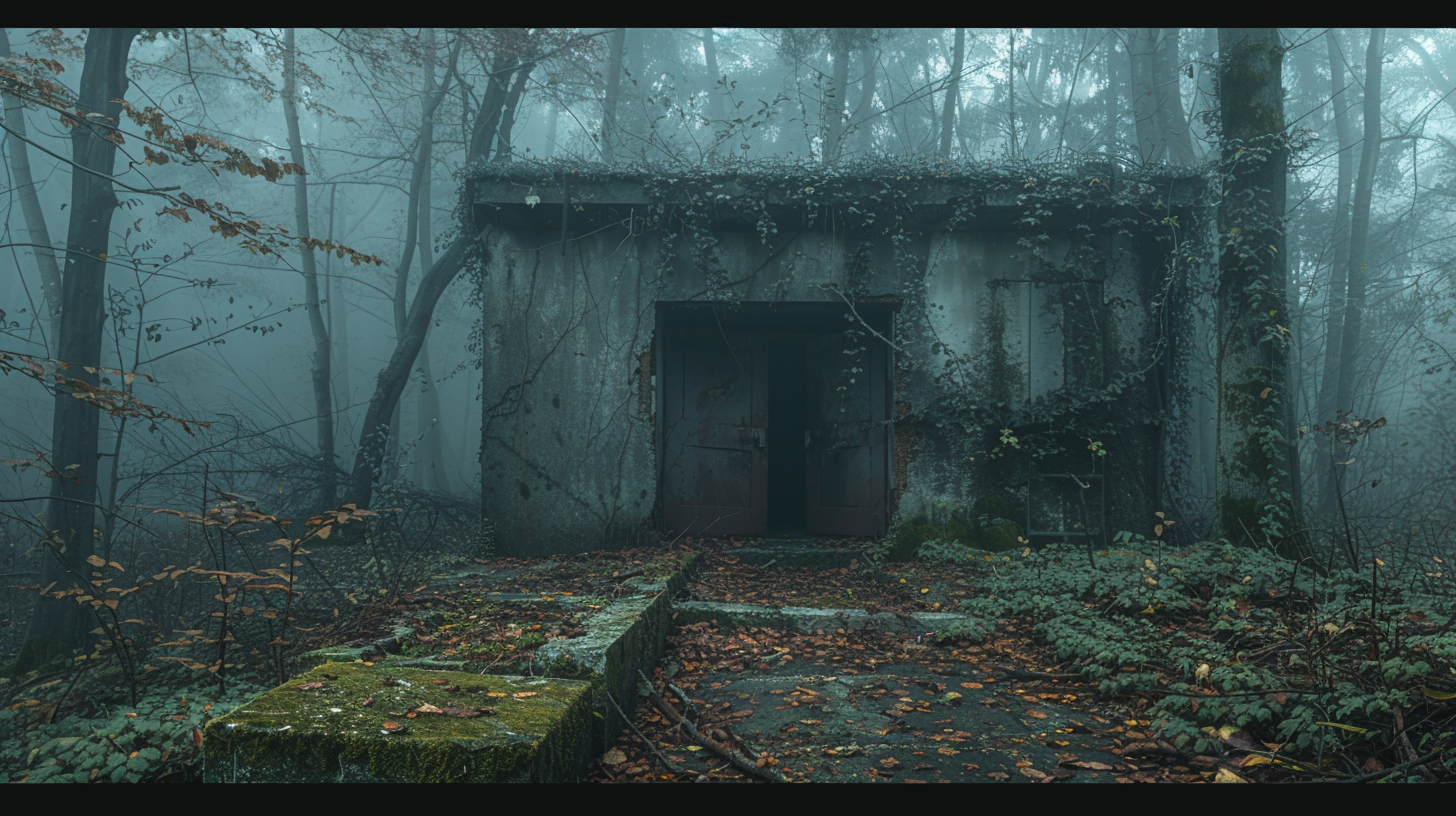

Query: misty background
[{"left": 2, "top": 26, "right": 1454, "bottom": 576}]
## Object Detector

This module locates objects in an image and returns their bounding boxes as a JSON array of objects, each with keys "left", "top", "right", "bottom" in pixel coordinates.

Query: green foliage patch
[{"left": 958, "top": 541, "right": 1456, "bottom": 776}]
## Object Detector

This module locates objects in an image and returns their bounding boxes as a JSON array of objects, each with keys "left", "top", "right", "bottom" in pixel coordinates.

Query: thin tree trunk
[
  {"left": 1334, "top": 29, "right": 1385, "bottom": 417},
  {"left": 494, "top": 62, "right": 534, "bottom": 162},
  {"left": 600, "top": 28, "right": 626, "bottom": 163},
  {"left": 1214, "top": 28, "right": 1307, "bottom": 558},
  {"left": 1190, "top": 27, "right": 1219, "bottom": 161},
  {"left": 943, "top": 29, "right": 966, "bottom": 159},
  {"left": 821, "top": 35, "right": 850, "bottom": 164},
  {"left": 22, "top": 28, "right": 140, "bottom": 666},
  {"left": 413, "top": 30, "right": 445, "bottom": 490},
  {"left": 1007, "top": 29, "right": 1019, "bottom": 160},
  {"left": 1, "top": 29, "right": 65, "bottom": 336},
  {"left": 346, "top": 57, "right": 527, "bottom": 511},
  {"left": 702, "top": 28, "right": 727, "bottom": 158},
  {"left": 282, "top": 28, "right": 337, "bottom": 510},
  {"left": 848, "top": 46, "right": 879, "bottom": 156},
  {"left": 1104, "top": 31, "right": 1122, "bottom": 154},
  {"left": 1153, "top": 28, "right": 1196, "bottom": 164},
  {"left": 1316, "top": 29, "right": 1355, "bottom": 513},
  {"left": 1129, "top": 28, "right": 1164, "bottom": 163}
]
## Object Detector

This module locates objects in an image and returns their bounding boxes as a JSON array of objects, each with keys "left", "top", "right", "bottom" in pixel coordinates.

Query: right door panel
[{"left": 805, "top": 332, "right": 889, "bottom": 537}]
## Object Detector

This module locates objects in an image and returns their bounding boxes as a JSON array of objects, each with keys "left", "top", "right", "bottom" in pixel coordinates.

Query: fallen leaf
[
  {"left": 512, "top": 691, "right": 539, "bottom": 699},
  {"left": 295, "top": 681, "right": 326, "bottom": 691},
  {"left": 1213, "top": 767, "right": 1248, "bottom": 783},
  {"left": 415, "top": 703, "right": 443, "bottom": 714},
  {"left": 381, "top": 721, "right": 406, "bottom": 734},
  {"left": 603, "top": 748, "right": 627, "bottom": 766}
]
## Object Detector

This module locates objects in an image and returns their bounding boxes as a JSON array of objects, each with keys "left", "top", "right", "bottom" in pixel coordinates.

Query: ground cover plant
[{"left": 592, "top": 536, "right": 1456, "bottom": 783}]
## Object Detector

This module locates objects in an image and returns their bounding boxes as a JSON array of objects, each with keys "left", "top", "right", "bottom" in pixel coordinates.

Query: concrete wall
[{"left": 479, "top": 220, "right": 1155, "bottom": 554}]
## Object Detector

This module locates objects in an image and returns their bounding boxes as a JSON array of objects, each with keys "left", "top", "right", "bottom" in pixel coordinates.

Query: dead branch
[
  {"left": 638, "top": 670, "right": 784, "bottom": 782},
  {"left": 604, "top": 690, "right": 684, "bottom": 777}
]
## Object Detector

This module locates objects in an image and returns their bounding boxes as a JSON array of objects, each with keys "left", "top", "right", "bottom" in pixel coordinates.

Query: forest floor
[
  {"left": 590, "top": 540, "right": 1193, "bottom": 783},
  {"left": 3, "top": 535, "right": 1454, "bottom": 783}
]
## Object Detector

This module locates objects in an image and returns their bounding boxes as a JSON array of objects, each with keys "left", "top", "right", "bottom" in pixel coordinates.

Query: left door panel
[{"left": 662, "top": 327, "right": 768, "bottom": 535}]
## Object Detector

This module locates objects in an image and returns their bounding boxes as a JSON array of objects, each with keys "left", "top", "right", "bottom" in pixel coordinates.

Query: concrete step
[
  {"left": 203, "top": 662, "right": 593, "bottom": 782},
  {"left": 727, "top": 540, "right": 872, "bottom": 569},
  {"left": 673, "top": 600, "right": 981, "bottom": 638}
]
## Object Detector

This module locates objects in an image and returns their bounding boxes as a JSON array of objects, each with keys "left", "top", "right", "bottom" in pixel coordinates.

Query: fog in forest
[{"left": 3, "top": 30, "right": 1456, "bottom": 774}]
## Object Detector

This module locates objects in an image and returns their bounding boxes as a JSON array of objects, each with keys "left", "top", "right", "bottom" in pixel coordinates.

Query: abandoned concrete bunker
[{"left": 469, "top": 159, "right": 1207, "bottom": 556}]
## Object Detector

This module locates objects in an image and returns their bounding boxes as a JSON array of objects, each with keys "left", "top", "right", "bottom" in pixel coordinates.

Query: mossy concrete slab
[
  {"left": 730, "top": 541, "right": 870, "bottom": 568},
  {"left": 530, "top": 551, "right": 698, "bottom": 753},
  {"left": 202, "top": 662, "right": 592, "bottom": 783},
  {"left": 674, "top": 600, "right": 977, "bottom": 636}
]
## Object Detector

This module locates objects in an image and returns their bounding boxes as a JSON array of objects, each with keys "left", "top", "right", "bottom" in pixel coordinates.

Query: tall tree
[
  {"left": 1, "top": 29, "right": 64, "bottom": 337},
  {"left": 1315, "top": 29, "right": 1356, "bottom": 513},
  {"left": 1129, "top": 28, "right": 1195, "bottom": 164},
  {"left": 344, "top": 32, "right": 543, "bottom": 512},
  {"left": 1214, "top": 28, "right": 1307, "bottom": 557},
  {"left": 599, "top": 28, "right": 626, "bottom": 163},
  {"left": 1333, "top": 29, "right": 1385, "bottom": 418},
  {"left": 939, "top": 28, "right": 965, "bottom": 159},
  {"left": 281, "top": 28, "right": 338, "bottom": 510},
  {"left": 18, "top": 28, "right": 141, "bottom": 669},
  {"left": 821, "top": 32, "right": 852, "bottom": 164},
  {"left": 411, "top": 28, "right": 448, "bottom": 490},
  {"left": 702, "top": 28, "right": 728, "bottom": 159}
]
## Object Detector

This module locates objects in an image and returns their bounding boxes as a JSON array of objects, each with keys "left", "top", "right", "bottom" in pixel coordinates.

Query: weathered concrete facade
[{"left": 470, "top": 161, "right": 1204, "bottom": 555}]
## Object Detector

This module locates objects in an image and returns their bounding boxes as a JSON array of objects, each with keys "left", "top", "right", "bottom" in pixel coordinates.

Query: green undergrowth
[
  {"left": 0, "top": 666, "right": 267, "bottom": 783},
  {"left": 875, "top": 497, "right": 1023, "bottom": 563},
  {"left": 958, "top": 541, "right": 1456, "bottom": 778}
]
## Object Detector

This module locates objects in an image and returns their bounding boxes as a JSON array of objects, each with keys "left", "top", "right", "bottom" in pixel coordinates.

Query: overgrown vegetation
[
  {"left": 952, "top": 539, "right": 1456, "bottom": 779},
  {"left": 0, "top": 490, "right": 486, "bottom": 783}
]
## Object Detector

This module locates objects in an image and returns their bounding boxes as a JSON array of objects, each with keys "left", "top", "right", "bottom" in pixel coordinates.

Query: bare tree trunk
[
  {"left": 1154, "top": 28, "right": 1196, "bottom": 164},
  {"left": 1214, "top": 28, "right": 1307, "bottom": 558},
  {"left": 19, "top": 28, "right": 140, "bottom": 669},
  {"left": 1129, "top": 28, "right": 1164, "bottom": 163},
  {"left": 1190, "top": 27, "right": 1219, "bottom": 161},
  {"left": 702, "top": 28, "right": 727, "bottom": 158},
  {"left": 282, "top": 29, "right": 337, "bottom": 510},
  {"left": 1007, "top": 29, "right": 1019, "bottom": 160},
  {"left": 600, "top": 28, "right": 626, "bottom": 163},
  {"left": 1104, "top": 31, "right": 1122, "bottom": 154},
  {"left": 494, "top": 62, "right": 534, "bottom": 162},
  {"left": 1334, "top": 29, "right": 1385, "bottom": 417},
  {"left": 1, "top": 29, "right": 64, "bottom": 337},
  {"left": 412, "top": 29, "right": 446, "bottom": 491},
  {"left": 848, "top": 46, "right": 879, "bottom": 156},
  {"left": 346, "top": 55, "right": 527, "bottom": 512},
  {"left": 821, "top": 34, "right": 851, "bottom": 164},
  {"left": 1316, "top": 29, "right": 1356, "bottom": 513},
  {"left": 940, "top": 30, "right": 965, "bottom": 160}
]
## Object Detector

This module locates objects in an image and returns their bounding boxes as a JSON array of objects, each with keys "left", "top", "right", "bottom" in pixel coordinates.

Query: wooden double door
[{"left": 661, "top": 324, "right": 889, "bottom": 538}]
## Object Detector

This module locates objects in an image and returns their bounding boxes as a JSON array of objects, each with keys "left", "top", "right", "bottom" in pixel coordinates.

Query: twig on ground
[
  {"left": 638, "top": 670, "right": 784, "bottom": 783},
  {"left": 605, "top": 690, "right": 684, "bottom": 777},
  {"left": 1338, "top": 750, "right": 1443, "bottom": 783},
  {"left": 667, "top": 682, "right": 700, "bottom": 721}
]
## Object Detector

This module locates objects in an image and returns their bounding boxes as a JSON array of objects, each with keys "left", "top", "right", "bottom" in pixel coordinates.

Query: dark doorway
[
  {"left": 766, "top": 337, "right": 808, "bottom": 533},
  {"left": 658, "top": 302, "right": 893, "bottom": 538}
]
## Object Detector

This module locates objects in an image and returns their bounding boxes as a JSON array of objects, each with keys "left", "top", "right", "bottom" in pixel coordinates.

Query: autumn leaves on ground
[
  {"left": 588, "top": 540, "right": 1455, "bottom": 783},
  {"left": 6, "top": 536, "right": 1455, "bottom": 783}
]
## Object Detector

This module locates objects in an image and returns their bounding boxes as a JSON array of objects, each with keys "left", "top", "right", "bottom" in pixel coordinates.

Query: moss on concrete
[{"left": 202, "top": 662, "right": 592, "bottom": 783}]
